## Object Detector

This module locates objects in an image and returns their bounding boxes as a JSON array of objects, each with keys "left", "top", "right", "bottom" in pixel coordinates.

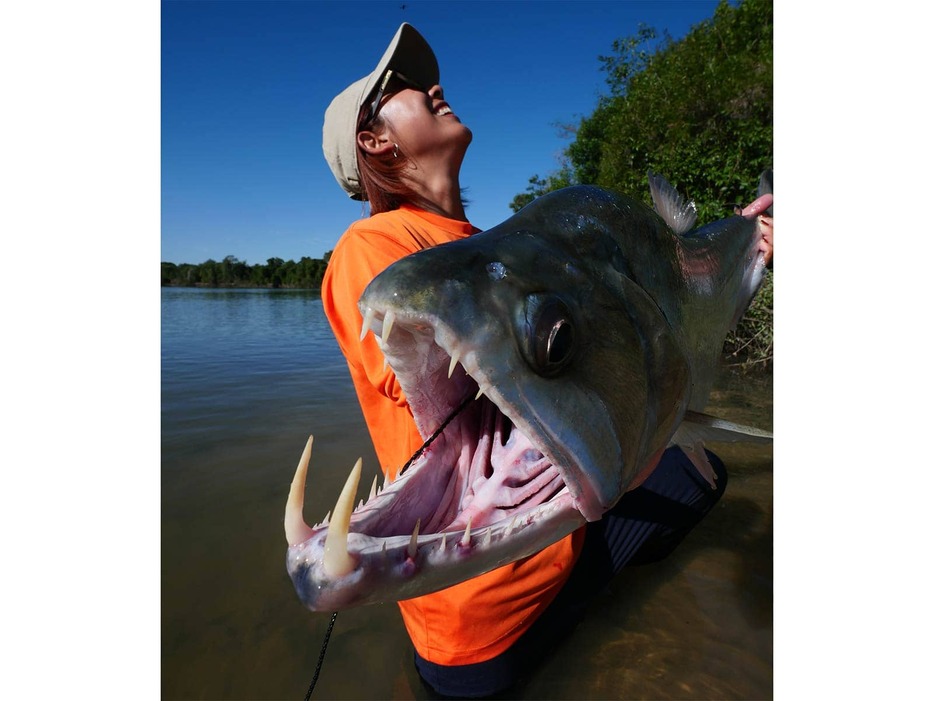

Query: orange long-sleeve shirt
[{"left": 321, "top": 204, "right": 585, "bottom": 666}]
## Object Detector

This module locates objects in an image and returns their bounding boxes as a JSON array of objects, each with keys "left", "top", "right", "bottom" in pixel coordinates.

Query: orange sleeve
[
  {"left": 321, "top": 222, "right": 426, "bottom": 476},
  {"left": 323, "top": 227, "right": 412, "bottom": 407}
]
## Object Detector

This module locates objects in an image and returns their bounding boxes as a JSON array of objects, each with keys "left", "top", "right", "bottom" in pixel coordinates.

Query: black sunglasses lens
[{"left": 367, "top": 71, "right": 427, "bottom": 123}]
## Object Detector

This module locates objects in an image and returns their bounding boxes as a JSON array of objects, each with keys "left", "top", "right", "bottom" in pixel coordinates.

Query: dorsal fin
[{"left": 647, "top": 171, "right": 697, "bottom": 235}]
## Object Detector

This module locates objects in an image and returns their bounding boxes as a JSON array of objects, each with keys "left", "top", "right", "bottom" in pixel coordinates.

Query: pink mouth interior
[{"left": 353, "top": 393, "right": 567, "bottom": 540}]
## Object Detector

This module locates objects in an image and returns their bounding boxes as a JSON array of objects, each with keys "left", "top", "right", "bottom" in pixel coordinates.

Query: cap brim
[{"left": 362, "top": 22, "right": 439, "bottom": 108}]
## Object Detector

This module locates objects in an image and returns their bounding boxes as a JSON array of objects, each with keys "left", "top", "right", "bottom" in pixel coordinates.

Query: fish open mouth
[
  {"left": 284, "top": 303, "right": 587, "bottom": 610},
  {"left": 360, "top": 305, "right": 575, "bottom": 530}
]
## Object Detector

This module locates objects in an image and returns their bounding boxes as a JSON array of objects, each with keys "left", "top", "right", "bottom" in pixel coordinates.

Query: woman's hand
[{"left": 739, "top": 194, "right": 774, "bottom": 268}]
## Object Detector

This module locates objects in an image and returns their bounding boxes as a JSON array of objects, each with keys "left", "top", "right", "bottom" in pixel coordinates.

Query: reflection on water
[{"left": 162, "top": 289, "right": 772, "bottom": 700}]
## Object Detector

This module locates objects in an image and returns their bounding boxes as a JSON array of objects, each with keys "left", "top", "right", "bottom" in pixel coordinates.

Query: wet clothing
[{"left": 322, "top": 205, "right": 587, "bottom": 668}]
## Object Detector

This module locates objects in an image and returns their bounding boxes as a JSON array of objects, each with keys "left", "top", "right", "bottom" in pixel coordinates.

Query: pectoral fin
[{"left": 670, "top": 411, "right": 772, "bottom": 488}]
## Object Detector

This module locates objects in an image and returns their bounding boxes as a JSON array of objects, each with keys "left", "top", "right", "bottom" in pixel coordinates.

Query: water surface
[{"left": 161, "top": 288, "right": 772, "bottom": 700}]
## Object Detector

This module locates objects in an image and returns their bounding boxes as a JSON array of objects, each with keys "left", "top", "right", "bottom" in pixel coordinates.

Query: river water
[{"left": 161, "top": 287, "right": 772, "bottom": 700}]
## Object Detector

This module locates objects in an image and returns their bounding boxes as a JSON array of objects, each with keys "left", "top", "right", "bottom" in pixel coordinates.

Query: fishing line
[
  {"left": 304, "top": 610, "right": 338, "bottom": 701},
  {"left": 399, "top": 391, "right": 475, "bottom": 476},
  {"left": 303, "top": 391, "right": 475, "bottom": 697}
]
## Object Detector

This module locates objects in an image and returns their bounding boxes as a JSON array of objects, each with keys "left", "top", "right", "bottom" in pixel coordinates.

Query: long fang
[
  {"left": 284, "top": 435, "right": 315, "bottom": 546},
  {"left": 382, "top": 310, "right": 396, "bottom": 342},
  {"left": 322, "top": 458, "right": 362, "bottom": 577},
  {"left": 359, "top": 307, "right": 376, "bottom": 341}
]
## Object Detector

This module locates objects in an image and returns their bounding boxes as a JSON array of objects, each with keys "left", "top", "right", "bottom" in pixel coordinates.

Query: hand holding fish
[{"left": 740, "top": 194, "right": 773, "bottom": 268}]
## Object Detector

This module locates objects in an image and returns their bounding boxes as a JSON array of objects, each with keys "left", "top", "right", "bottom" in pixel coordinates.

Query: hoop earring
[{"left": 392, "top": 143, "right": 399, "bottom": 158}]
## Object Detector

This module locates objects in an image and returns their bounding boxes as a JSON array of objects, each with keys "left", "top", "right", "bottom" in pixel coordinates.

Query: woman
[{"left": 321, "top": 23, "right": 770, "bottom": 697}]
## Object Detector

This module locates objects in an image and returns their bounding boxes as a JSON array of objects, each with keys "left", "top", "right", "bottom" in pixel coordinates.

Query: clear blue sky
[{"left": 162, "top": 0, "right": 723, "bottom": 265}]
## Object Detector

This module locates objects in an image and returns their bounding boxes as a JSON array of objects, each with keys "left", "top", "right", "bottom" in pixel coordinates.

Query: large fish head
[
  {"left": 371, "top": 187, "right": 693, "bottom": 519},
  {"left": 285, "top": 186, "right": 694, "bottom": 610}
]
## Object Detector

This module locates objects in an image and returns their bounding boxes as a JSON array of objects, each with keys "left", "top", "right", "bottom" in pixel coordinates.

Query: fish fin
[
  {"left": 669, "top": 412, "right": 772, "bottom": 488},
  {"left": 672, "top": 410, "right": 773, "bottom": 445},
  {"left": 679, "top": 440, "right": 718, "bottom": 489},
  {"left": 647, "top": 171, "right": 697, "bottom": 235}
]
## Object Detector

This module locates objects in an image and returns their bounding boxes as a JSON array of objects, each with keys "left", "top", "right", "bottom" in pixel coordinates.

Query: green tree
[
  {"left": 180, "top": 263, "right": 199, "bottom": 285},
  {"left": 265, "top": 257, "right": 285, "bottom": 288},
  {"left": 250, "top": 264, "right": 266, "bottom": 286},
  {"left": 509, "top": 0, "right": 773, "bottom": 367},
  {"left": 232, "top": 258, "right": 250, "bottom": 283},
  {"left": 514, "top": 0, "right": 772, "bottom": 220},
  {"left": 510, "top": 167, "right": 574, "bottom": 214},
  {"left": 161, "top": 262, "right": 178, "bottom": 285},
  {"left": 201, "top": 259, "right": 220, "bottom": 286}
]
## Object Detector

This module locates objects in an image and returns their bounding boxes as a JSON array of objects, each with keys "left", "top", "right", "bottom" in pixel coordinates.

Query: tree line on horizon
[{"left": 161, "top": 253, "right": 332, "bottom": 289}]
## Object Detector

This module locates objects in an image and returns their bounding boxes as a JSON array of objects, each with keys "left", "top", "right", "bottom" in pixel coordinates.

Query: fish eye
[{"left": 522, "top": 295, "right": 577, "bottom": 377}]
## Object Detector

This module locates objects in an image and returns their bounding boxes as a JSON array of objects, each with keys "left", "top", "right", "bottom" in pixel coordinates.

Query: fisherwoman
[{"left": 320, "top": 22, "right": 772, "bottom": 697}]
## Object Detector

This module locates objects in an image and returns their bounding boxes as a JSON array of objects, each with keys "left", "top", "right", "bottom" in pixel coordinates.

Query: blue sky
[{"left": 162, "top": 0, "right": 724, "bottom": 265}]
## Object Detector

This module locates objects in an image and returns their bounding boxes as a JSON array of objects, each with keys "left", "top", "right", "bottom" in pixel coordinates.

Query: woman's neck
[
  {"left": 417, "top": 187, "right": 467, "bottom": 221},
  {"left": 404, "top": 148, "right": 468, "bottom": 221}
]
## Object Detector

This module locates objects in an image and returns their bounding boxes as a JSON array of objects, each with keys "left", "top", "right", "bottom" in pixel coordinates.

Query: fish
[{"left": 285, "top": 173, "right": 773, "bottom": 611}]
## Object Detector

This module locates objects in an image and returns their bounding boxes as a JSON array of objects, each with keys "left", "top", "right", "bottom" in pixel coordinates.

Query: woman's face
[{"left": 377, "top": 82, "right": 472, "bottom": 162}]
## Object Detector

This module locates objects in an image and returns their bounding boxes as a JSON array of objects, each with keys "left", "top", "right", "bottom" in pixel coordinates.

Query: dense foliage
[
  {"left": 510, "top": 0, "right": 773, "bottom": 367},
  {"left": 161, "top": 253, "right": 331, "bottom": 289},
  {"left": 723, "top": 271, "right": 772, "bottom": 367}
]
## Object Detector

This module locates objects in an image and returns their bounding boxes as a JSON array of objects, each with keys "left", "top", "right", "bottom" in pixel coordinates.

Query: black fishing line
[
  {"left": 399, "top": 391, "right": 475, "bottom": 476},
  {"left": 304, "top": 610, "right": 338, "bottom": 701},
  {"left": 303, "top": 392, "right": 475, "bottom": 698}
]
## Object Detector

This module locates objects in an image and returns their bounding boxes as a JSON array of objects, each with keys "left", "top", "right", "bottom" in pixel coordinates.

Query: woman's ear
[{"left": 357, "top": 130, "right": 394, "bottom": 157}]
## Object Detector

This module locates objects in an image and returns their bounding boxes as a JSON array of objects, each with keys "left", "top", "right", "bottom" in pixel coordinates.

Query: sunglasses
[{"left": 365, "top": 69, "right": 426, "bottom": 125}]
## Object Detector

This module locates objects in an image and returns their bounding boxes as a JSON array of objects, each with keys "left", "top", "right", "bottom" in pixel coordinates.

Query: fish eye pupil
[
  {"left": 546, "top": 320, "right": 573, "bottom": 365},
  {"left": 526, "top": 297, "right": 576, "bottom": 376}
]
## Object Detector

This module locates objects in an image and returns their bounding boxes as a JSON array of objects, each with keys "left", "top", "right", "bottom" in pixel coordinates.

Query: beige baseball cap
[{"left": 322, "top": 23, "right": 439, "bottom": 200}]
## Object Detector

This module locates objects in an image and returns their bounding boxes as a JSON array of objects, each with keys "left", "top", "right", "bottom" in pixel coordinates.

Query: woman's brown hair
[{"left": 355, "top": 105, "right": 424, "bottom": 215}]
